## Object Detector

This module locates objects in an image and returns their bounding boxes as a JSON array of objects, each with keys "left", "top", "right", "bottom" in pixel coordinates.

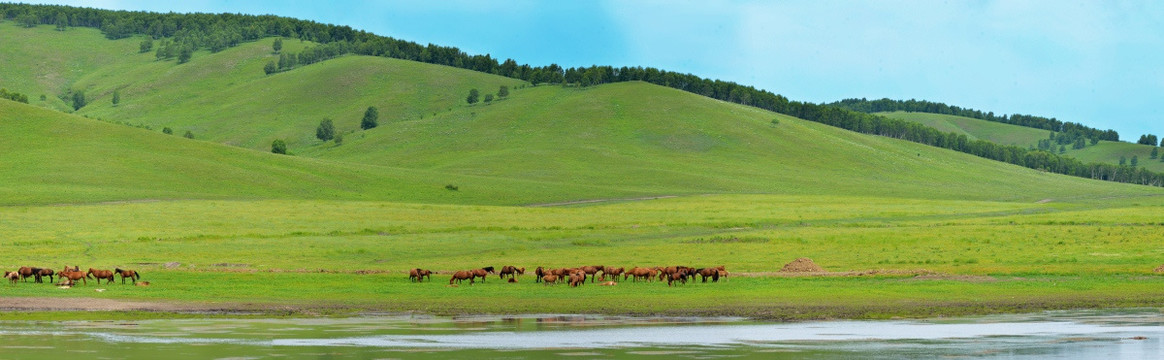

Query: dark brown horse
[
  {"left": 498, "top": 266, "right": 525, "bottom": 280},
  {"left": 534, "top": 266, "right": 546, "bottom": 283},
  {"left": 115, "top": 268, "right": 140, "bottom": 284},
  {"left": 667, "top": 268, "right": 692, "bottom": 287},
  {"left": 35, "top": 268, "right": 54, "bottom": 283},
  {"left": 449, "top": 270, "right": 474, "bottom": 285},
  {"left": 58, "top": 270, "right": 87, "bottom": 285},
  {"left": 409, "top": 268, "right": 432, "bottom": 282},
  {"left": 87, "top": 268, "right": 115, "bottom": 284}
]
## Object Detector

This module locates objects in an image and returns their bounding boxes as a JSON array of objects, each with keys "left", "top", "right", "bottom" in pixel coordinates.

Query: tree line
[
  {"left": 3, "top": 3, "right": 1161, "bottom": 188},
  {"left": 827, "top": 98, "right": 1120, "bottom": 142},
  {"left": 0, "top": 88, "right": 30, "bottom": 103}
]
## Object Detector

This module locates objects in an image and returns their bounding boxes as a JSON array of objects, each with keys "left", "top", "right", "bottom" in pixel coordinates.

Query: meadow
[{"left": 3, "top": 194, "right": 1163, "bottom": 319}]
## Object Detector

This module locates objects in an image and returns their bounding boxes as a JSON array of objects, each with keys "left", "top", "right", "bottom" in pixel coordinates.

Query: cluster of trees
[
  {"left": 466, "top": 86, "right": 508, "bottom": 105},
  {"left": 4, "top": 3, "right": 1161, "bottom": 188},
  {"left": 828, "top": 98, "right": 1120, "bottom": 142},
  {"left": 0, "top": 88, "right": 30, "bottom": 103},
  {"left": 1137, "top": 134, "right": 1159, "bottom": 146}
]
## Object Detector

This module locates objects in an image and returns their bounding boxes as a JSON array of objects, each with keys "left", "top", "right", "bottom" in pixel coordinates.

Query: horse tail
[{"left": 135, "top": 271, "right": 141, "bottom": 281}]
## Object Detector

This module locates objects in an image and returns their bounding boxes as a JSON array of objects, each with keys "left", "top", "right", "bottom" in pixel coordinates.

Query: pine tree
[
  {"left": 361, "top": 106, "right": 379, "bottom": 130},
  {"left": 112, "top": 90, "right": 120, "bottom": 106}
]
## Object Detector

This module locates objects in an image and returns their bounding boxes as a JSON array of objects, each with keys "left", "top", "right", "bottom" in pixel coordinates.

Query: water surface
[{"left": 1, "top": 309, "right": 1160, "bottom": 359}]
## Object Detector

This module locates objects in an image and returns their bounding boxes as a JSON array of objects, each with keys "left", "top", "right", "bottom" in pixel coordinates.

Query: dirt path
[{"left": 0, "top": 297, "right": 208, "bottom": 312}]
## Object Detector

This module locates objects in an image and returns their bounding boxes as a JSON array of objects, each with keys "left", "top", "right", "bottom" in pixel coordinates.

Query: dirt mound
[
  {"left": 1154, "top": 264, "right": 1164, "bottom": 273},
  {"left": 780, "top": 258, "right": 824, "bottom": 272}
]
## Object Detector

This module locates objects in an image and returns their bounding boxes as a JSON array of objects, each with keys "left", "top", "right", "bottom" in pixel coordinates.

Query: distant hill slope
[
  {"left": 2, "top": 24, "right": 1161, "bottom": 204},
  {"left": 0, "top": 24, "right": 138, "bottom": 112},
  {"left": 0, "top": 100, "right": 641, "bottom": 205},
  {"left": 880, "top": 111, "right": 1164, "bottom": 173}
]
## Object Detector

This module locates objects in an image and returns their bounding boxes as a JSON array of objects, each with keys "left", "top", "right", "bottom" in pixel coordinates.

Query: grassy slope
[
  {"left": 0, "top": 100, "right": 634, "bottom": 205},
  {"left": 0, "top": 24, "right": 138, "bottom": 112},
  {"left": 73, "top": 37, "right": 525, "bottom": 150},
  {"left": 880, "top": 111, "right": 1164, "bottom": 172},
  {"left": 316, "top": 82, "right": 1160, "bottom": 202}
]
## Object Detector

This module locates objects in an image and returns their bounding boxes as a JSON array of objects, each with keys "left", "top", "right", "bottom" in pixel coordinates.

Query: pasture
[{"left": 3, "top": 194, "right": 1163, "bottom": 319}]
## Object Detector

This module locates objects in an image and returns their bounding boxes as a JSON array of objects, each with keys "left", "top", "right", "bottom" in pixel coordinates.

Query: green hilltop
[{"left": 881, "top": 111, "right": 1164, "bottom": 173}]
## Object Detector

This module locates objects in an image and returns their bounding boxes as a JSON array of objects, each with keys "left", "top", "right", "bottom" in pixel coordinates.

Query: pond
[{"left": 1, "top": 309, "right": 1160, "bottom": 359}]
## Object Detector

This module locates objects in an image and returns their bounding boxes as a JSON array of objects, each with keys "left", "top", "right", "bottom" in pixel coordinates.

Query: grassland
[
  {"left": 2, "top": 23, "right": 1163, "bottom": 320},
  {"left": 2, "top": 195, "right": 1163, "bottom": 319},
  {"left": 880, "top": 110, "right": 1164, "bottom": 172}
]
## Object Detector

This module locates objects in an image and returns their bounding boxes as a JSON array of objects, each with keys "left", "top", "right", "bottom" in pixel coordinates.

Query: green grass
[
  {"left": 878, "top": 111, "right": 1052, "bottom": 147},
  {"left": 0, "top": 24, "right": 140, "bottom": 112},
  {"left": 2, "top": 195, "right": 1164, "bottom": 319},
  {"left": 879, "top": 111, "right": 1164, "bottom": 172}
]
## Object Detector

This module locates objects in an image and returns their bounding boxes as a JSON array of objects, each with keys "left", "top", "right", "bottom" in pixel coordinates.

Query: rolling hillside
[
  {"left": 2, "top": 23, "right": 1162, "bottom": 205},
  {"left": 880, "top": 111, "right": 1164, "bottom": 172}
]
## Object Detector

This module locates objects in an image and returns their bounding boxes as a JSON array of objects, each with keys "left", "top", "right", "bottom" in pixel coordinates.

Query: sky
[{"left": 33, "top": 0, "right": 1164, "bottom": 140}]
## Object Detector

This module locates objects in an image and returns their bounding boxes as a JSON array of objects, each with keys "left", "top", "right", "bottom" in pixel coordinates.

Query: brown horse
[
  {"left": 624, "top": 267, "right": 654, "bottom": 282},
  {"left": 602, "top": 267, "right": 624, "bottom": 281},
  {"left": 58, "top": 270, "right": 87, "bottom": 285},
  {"left": 498, "top": 266, "right": 525, "bottom": 280},
  {"left": 534, "top": 266, "right": 546, "bottom": 283},
  {"left": 569, "top": 271, "right": 586, "bottom": 287},
  {"left": 696, "top": 266, "right": 725, "bottom": 283},
  {"left": 115, "top": 268, "right": 140, "bottom": 284},
  {"left": 17, "top": 267, "right": 36, "bottom": 283},
  {"left": 667, "top": 270, "right": 690, "bottom": 287},
  {"left": 579, "top": 265, "right": 604, "bottom": 283},
  {"left": 87, "top": 268, "right": 115, "bottom": 284},
  {"left": 470, "top": 268, "right": 491, "bottom": 283},
  {"left": 35, "top": 268, "right": 54, "bottom": 283},
  {"left": 449, "top": 270, "right": 474, "bottom": 285},
  {"left": 61, "top": 265, "right": 79, "bottom": 272},
  {"left": 541, "top": 274, "right": 559, "bottom": 285},
  {"left": 409, "top": 268, "right": 432, "bottom": 282}
]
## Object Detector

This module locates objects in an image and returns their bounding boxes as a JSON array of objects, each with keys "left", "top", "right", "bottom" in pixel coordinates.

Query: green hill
[
  {"left": 880, "top": 111, "right": 1164, "bottom": 172},
  {"left": 1, "top": 24, "right": 1160, "bottom": 205},
  {"left": 0, "top": 99, "right": 644, "bottom": 205}
]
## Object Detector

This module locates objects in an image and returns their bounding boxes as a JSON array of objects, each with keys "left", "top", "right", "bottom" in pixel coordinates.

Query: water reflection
[{"left": 0, "top": 309, "right": 1160, "bottom": 359}]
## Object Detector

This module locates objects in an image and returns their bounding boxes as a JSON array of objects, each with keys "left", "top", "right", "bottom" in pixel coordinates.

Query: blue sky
[{"left": 37, "top": 1, "right": 1164, "bottom": 141}]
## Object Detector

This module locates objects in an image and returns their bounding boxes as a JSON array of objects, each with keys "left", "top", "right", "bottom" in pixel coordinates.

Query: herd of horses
[
  {"left": 412, "top": 265, "right": 728, "bottom": 287},
  {"left": 4, "top": 265, "right": 140, "bottom": 286}
]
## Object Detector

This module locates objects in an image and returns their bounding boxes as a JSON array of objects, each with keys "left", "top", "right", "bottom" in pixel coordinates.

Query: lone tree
[
  {"left": 273, "top": 37, "right": 283, "bottom": 53},
  {"left": 264, "top": 60, "right": 277, "bottom": 75},
  {"left": 484, "top": 94, "right": 494, "bottom": 104},
  {"left": 184, "top": 130, "right": 195, "bottom": 139},
  {"left": 498, "top": 85, "right": 509, "bottom": 99},
  {"left": 162, "top": 127, "right": 173, "bottom": 135},
  {"left": 71, "top": 91, "right": 86, "bottom": 110},
  {"left": 271, "top": 139, "right": 288, "bottom": 154},
  {"left": 177, "top": 46, "right": 193, "bottom": 64},
  {"left": 316, "top": 118, "right": 335, "bottom": 141},
  {"left": 361, "top": 106, "right": 379, "bottom": 130},
  {"left": 1152, "top": 147, "right": 1159, "bottom": 159},
  {"left": 112, "top": 90, "right": 120, "bottom": 106},
  {"left": 466, "top": 88, "right": 479, "bottom": 105}
]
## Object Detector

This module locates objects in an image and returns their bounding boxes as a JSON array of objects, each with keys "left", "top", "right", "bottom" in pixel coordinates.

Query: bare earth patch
[
  {"left": 0, "top": 297, "right": 208, "bottom": 312},
  {"left": 780, "top": 258, "right": 824, "bottom": 272}
]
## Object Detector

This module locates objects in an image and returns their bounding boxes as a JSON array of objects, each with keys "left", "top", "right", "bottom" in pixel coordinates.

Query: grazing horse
[
  {"left": 667, "top": 268, "right": 691, "bottom": 287},
  {"left": 449, "top": 270, "right": 474, "bottom": 285},
  {"left": 17, "top": 267, "right": 36, "bottom": 283},
  {"left": 409, "top": 268, "right": 432, "bottom": 282},
  {"left": 4, "top": 271, "right": 18, "bottom": 285},
  {"left": 87, "top": 268, "right": 115, "bottom": 284},
  {"left": 696, "top": 265, "right": 725, "bottom": 283},
  {"left": 534, "top": 266, "right": 546, "bottom": 283},
  {"left": 470, "top": 268, "right": 490, "bottom": 283},
  {"left": 541, "top": 274, "right": 559, "bottom": 285},
  {"left": 115, "top": 268, "right": 140, "bottom": 284},
  {"left": 58, "top": 270, "right": 87, "bottom": 286},
  {"left": 35, "top": 268, "right": 55, "bottom": 283},
  {"left": 580, "top": 265, "right": 604, "bottom": 283},
  {"left": 625, "top": 267, "right": 654, "bottom": 282},
  {"left": 498, "top": 266, "right": 525, "bottom": 280},
  {"left": 602, "top": 267, "right": 624, "bottom": 281}
]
